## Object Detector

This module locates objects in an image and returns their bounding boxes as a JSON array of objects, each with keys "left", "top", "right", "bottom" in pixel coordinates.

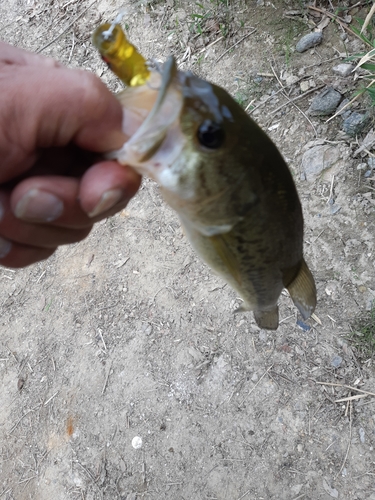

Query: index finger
[{"left": 0, "top": 42, "right": 127, "bottom": 181}]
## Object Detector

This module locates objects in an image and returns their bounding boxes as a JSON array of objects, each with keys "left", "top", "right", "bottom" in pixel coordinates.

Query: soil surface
[{"left": 1, "top": 1, "right": 375, "bottom": 499}]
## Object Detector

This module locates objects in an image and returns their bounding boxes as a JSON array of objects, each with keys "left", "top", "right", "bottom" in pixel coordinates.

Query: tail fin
[
  {"left": 253, "top": 306, "right": 279, "bottom": 330},
  {"left": 287, "top": 258, "right": 316, "bottom": 320}
]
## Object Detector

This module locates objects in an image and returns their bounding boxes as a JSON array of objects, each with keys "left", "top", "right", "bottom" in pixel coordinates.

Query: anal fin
[
  {"left": 286, "top": 258, "right": 316, "bottom": 320},
  {"left": 253, "top": 306, "right": 279, "bottom": 331}
]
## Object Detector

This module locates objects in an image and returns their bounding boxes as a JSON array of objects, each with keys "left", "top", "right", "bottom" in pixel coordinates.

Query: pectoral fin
[
  {"left": 286, "top": 258, "right": 316, "bottom": 320},
  {"left": 209, "top": 234, "right": 242, "bottom": 286},
  {"left": 253, "top": 306, "right": 279, "bottom": 330}
]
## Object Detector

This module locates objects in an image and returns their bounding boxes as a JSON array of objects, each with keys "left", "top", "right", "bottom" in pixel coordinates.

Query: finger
[
  {"left": 10, "top": 162, "right": 140, "bottom": 226},
  {"left": 0, "top": 49, "right": 126, "bottom": 182},
  {"left": 0, "top": 236, "right": 55, "bottom": 269},
  {"left": 11, "top": 176, "right": 85, "bottom": 227},
  {"left": 79, "top": 161, "right": 141, "bottom": 217},
  {"left": 0, "top": 41, "right": 62, "bottom": 69},
  {"left": 1, "top": 191, "right": 91, "bottom": 247}
]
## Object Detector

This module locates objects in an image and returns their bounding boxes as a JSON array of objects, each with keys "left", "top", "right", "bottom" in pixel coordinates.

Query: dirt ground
[{"left": 1, "top": 0, "right": 375, "bottom": 499}]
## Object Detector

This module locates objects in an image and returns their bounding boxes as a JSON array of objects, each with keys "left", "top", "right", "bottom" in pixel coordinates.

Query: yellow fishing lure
[{"left": 92, "top": 22, "right": 150, "bottom": 87}]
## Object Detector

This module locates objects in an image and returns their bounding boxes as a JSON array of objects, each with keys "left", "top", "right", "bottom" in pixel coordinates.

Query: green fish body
[{"left": 110, "top": 57, "right": 316, "bottom": 330}]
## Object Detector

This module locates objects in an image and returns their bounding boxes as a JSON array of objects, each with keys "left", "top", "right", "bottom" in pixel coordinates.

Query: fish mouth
[{"left": 110, "top": 56, "right": 185, "bottom": 179}]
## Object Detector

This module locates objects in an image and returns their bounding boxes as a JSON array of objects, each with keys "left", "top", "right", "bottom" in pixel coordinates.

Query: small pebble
[
  {"left": 301, "top": 144, "right": 341, "bottom": 181},
  {"left": 300, "top": 80, "right": 310, "bottom": 92},
  {"left": 284, "top": 74, "right": 299, "bottom": 86},
  {"left": 331, "top": 355, "right": 343, "bottom": 368},
  {"left": 359, "top": 428, "right": 365, "bottom": 443},
  {"left": 330, "top": 204, "right": 341, "bottom": 215},
  {"left": 296, "top": 32, "right": 323, "bottom": 52},
  {"left": 336, "top": 98, "right": 351, "bottom": 120},
  {"left": 365, "top": 170, "right": 373, "bottom": 177},
  {"left": 132, "top": 436, "right": 143, "bottom": 449},
  {"left": 259, "top": 330, "right": 267, "bottom": 342},
  {"left": 332, "top": 63, "right": 354, "bottom": 77},
  {"left": 368, "top": 157, "right": 375, "bottom": 169},
  {"left": 343, "top": 112, "right": 370, "bottom": 136},
  {"left": 366, "top": 298, "right": 374, "bottom": 311},
  {"left": 291, "top": 484, "right": 303, "bottom": 495},
  {"left": 296, "top": 319, "right": 311, "bottom": 331}
]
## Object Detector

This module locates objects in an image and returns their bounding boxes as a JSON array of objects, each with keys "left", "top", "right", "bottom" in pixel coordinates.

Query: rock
[
  {"left": 331, "top": 355, "right": 343, "bottom": 368},
  {"left": 296, "top": 319, "right": 311, "bottom": 331},
  {"left": 301, "top": 145, "right": 341, "bottom": 181},
  {"left": 296, "top": 32, "right": 323, "bottom": 52},
  {"left": 300, "top": 80, "right": 310, "bottom": 92},
  {"left": 291, "top": 484, "right": 303, "bottom": 495},
  {"left": 323, "top": 478, "right": 339, "bottom": 498},
  {"left": 366, "top": 297, "right": 374, "bottom": 311},
  {"left": 343, "top": 112, "right": 370, "bottom": 136},
  {"left": 353, "top": 129, "right": 375, "bottom": 156},
  {"left": 308, "top": 87, "right": 342, "bottom": 116},
  {"left": 336, "top": 98, "right": 352, "bottom": 120},
  {"left": 329, "top": 204, "right": 341, "bottom": 215},
  {"left": 259, "top": 330, "right": 267, "bottom": 342},
  {"left": 131, "top": 436, "right": 143, "bottom": 449},
  {"left": 284, "top": 74, "right": 299, "bottom": 86},
  {"left": 359, "top": 427, "right": 365, "bottom": 443},
  {"left": 333, "top": 63, "right": 354, "bottom": 77}
]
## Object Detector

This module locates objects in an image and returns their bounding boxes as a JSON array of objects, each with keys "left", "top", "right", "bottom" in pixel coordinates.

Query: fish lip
[
  {"left": 111, "top": 57, "right": 184, "bottom": 171},
  {"left": 143, "top": 56, "right": 178, "bottom": 127}
]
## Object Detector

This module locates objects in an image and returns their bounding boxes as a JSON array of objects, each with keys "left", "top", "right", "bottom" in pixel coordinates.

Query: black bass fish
[{"left": 93, "top": 25, "right": 317, "bottom": 330}]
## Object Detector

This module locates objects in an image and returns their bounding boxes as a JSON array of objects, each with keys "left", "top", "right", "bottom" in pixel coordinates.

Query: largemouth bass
[{"left": 93, "top": 25, "right": 317, "bottom": 330}]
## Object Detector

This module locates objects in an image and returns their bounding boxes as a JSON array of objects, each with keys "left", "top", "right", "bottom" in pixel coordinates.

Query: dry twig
[
  {"left": 336, "top": 401, "right": 352, "bottom": 478},
  {"left": 335, "top": 394, "right": 367, "bottom": 403},
  {"left": 102, "top": 360, "right": 113, "bottom": 395},
  {"left": 37, "top": 0, "right": 96, "bottom": 53},
  {"left": 326, "top": 79, "right": 375, "bottom": 123},
  {"left": 215, "top": 29, "right": 257, "bottom": 63},
  {"left": 270, "top": 65, "right": 318, "bottom": 136},
  {"left": 236, "top": 490, "right": 251, "bottom": 500},
  {"left": 270, "top": 84, "right": 325, "bottom": 116},
  {"left": 308, "top": 5, "right": 370, "bottom": 46},
  {"left": 316, "top": 381, "right": 375, "bottom": 397},
  {"left": 239, "top": 365, "right": 273, "bottom": 406},
  {"left": 361, "top": 2, "right": 375, "bottom": 34}
]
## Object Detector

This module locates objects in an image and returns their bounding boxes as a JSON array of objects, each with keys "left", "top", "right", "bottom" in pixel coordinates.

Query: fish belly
[{"left": 180, "top": 217, "right": 283, "bottom": 329}]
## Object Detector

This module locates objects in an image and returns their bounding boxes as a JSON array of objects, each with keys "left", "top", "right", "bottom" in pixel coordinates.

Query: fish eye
[{"left": 197, "top": 120, "right": 225, "bottom": 149}]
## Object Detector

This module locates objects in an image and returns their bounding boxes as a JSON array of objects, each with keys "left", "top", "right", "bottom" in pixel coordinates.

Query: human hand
[{"left": 0, "top": 42, "right": 141, "bottom": 268}]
